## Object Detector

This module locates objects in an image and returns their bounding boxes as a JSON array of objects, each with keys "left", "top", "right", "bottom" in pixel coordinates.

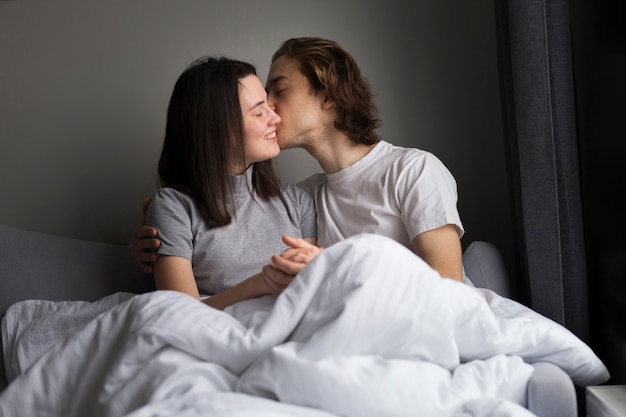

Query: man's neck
[{"left": 306, "top": 135, "right": 378, "bottom": 174}]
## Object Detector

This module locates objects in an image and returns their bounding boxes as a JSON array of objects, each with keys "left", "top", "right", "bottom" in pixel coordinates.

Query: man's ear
[{"left": 321, "top": 94, "right": 334, "bottom": 110}]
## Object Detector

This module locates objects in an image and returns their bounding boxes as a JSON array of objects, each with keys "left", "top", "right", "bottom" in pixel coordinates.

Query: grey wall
[{"left": 0, "top": 1, "right": 516, "bottom": 291}]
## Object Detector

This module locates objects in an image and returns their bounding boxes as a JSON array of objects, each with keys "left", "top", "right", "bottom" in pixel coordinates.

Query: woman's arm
[
  {"left": 202, "top": 272, "right": 276, "bottom": 310},
  {"left": 153, "top": 254, "right": 297, "bottom": 311},
  {"left": 153, "top": 255, "right": 200, "bottom": 298}
]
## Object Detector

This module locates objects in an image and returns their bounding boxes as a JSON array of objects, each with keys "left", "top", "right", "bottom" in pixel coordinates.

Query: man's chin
[{"left": 278, "top": 141, "right": 296, "bottom": 150}]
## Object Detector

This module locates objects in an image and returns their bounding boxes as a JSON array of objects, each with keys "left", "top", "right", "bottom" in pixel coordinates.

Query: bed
[{"left": 0, "top": 224, "right": 609, "bottom": 416}]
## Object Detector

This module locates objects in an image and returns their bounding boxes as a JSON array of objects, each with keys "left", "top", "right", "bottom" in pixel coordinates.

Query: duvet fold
[{"left": 0, "top": 234, "right": 609, "bottom": 417}]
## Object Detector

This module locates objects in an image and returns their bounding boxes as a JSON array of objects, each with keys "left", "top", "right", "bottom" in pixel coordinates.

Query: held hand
[
  {"left": 269, "top": 235, "right": 323, "bottom": 275},
  {"left": 272, "top": 236, "right": 324, "bottom": 266},
  {"left": 259, "top": 264, "right": 296, "bottom": 296},
  {"left": 258, "top": 236, "right": 321, "bottom": 296},
  {"left": 130, "top": 197, "right": 160, "bottom": 274}
]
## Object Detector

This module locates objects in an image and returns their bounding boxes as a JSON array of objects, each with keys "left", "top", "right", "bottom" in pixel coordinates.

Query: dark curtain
[
  {"left": 570, "top": 0, "right": 626, "bottom": 385},
  {"left": 494, "top": 0, "right": 589, "bottom": 341}
]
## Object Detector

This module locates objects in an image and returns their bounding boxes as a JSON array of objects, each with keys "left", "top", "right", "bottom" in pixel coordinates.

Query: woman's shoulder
[
  {"left": 281, "top": 183, "right": 315, "bottom": 209},
  {"left": 153, "top": 187, "right": 191, "bottom": 201},
  {"left": 150, "top": 187, "right": 197, "bottom": 213},
  {"left": 280, "top": 183, "right": 317, "bottom": 230},
  {"left": 282, "top": 182, "right": 312, "bottom": 198},
  {"left": 147, "top": 187, "right": 202, "bottom": 230}
]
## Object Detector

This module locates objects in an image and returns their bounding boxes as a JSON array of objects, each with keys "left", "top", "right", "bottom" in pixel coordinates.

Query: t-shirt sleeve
[
  {"left": 146, "top": 188, "right": 195, "bottom": 260},
  {"left": 284, "top": 184, "right": 317, "bottom": 240},
  {"left": 397, "top": 152, "right": 464, "bottom": 240},
  {"left": 296, "top": 173, "right": 325, "bottom": 196}
]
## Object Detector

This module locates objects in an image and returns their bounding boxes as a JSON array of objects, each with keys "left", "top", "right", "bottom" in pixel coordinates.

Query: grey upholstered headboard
[{"left": 0, "top": 224, "right": 154, "bottom": 392}]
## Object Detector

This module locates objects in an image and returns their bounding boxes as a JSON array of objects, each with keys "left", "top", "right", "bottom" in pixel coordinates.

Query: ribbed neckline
[
  {"left": 232, "top": 165, "right": 254, "bottom": 198},
  {"left": 326, "top": 141, "right": 387, "bottom": 184}
]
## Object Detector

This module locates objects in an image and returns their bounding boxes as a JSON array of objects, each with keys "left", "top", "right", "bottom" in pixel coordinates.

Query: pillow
[{"left": 463, "top": 241, "right": 511, "bottom": 297}]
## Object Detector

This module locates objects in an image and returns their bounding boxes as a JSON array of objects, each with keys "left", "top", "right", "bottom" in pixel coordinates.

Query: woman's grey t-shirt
[{"left": 146, "top": 169, "right": 317, "bottom": 295}]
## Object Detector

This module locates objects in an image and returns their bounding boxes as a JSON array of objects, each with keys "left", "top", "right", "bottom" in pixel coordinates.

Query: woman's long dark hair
[{"left": 158, "top": 56, "right": 282, "bottom": 226}]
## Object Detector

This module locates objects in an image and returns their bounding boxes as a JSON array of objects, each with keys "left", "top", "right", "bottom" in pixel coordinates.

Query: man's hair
[
  {"left": 158, "top": 56, "right": 281, "bottom": 226},
  {"left": 272, "top": 37, "right": 382, "bottom": 145}
]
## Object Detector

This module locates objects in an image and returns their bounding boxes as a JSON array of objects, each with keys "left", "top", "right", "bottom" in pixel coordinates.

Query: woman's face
[{"left": 237, "top": 74, "right": 281, "bottom": 173}]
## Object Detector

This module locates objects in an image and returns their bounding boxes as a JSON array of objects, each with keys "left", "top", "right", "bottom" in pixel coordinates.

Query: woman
[{"left": 146, "top": 56, "right": 317, "bottom": 310}]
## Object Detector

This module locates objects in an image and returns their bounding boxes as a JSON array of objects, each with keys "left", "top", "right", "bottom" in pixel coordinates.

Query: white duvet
[{"left": 0, "top": 234, "right": 609, "bottom": 417}]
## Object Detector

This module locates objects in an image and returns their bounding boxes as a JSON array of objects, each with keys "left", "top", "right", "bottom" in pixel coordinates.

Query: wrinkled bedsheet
[{"left": 0, "top": 234, "right": 609, "bottom": 417}]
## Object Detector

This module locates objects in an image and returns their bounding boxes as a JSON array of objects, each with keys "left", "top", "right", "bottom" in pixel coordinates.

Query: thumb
[
  {"left": 141, "top": 197, "right": 152, "bottom": 225},
  {"left": 282, "top": 235, "right": 311, "bottom": 249}
]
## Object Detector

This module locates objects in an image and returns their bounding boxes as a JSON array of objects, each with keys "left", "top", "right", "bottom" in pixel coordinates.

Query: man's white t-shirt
[{"left": 297, "top": 140, "right": 464, "bottom": 250}]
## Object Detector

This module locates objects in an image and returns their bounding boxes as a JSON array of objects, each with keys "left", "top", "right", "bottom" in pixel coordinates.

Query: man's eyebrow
[{"left": 266, "top": 75, "right": 287, "bottom": 91}]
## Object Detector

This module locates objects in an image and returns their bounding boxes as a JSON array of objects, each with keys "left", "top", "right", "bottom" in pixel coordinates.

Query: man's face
[{"left": 266, "top": 55, "right": 324, "bottom": 150}]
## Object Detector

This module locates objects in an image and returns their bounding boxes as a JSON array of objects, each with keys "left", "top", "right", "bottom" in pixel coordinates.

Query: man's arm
[
  {"left": 131, "top": 197, "right": 160, "bottom": 274},
  {"left": 411, "top": 224, "right": 463, "bottom": 281}
]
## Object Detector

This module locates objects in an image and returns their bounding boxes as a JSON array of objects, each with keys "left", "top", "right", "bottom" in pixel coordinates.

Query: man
[{"left": 132, "top": 37, "right": 464, "bottom": 282}]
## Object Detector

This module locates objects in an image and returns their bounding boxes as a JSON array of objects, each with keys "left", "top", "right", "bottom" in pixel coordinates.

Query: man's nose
[{"left": 271, "top": 109, "right": 281, "bottom": 125}]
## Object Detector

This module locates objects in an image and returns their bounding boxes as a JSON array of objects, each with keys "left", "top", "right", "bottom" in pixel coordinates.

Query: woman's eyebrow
[{"left": 248, "top": 100, "right": 265, "bottom": 112}]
